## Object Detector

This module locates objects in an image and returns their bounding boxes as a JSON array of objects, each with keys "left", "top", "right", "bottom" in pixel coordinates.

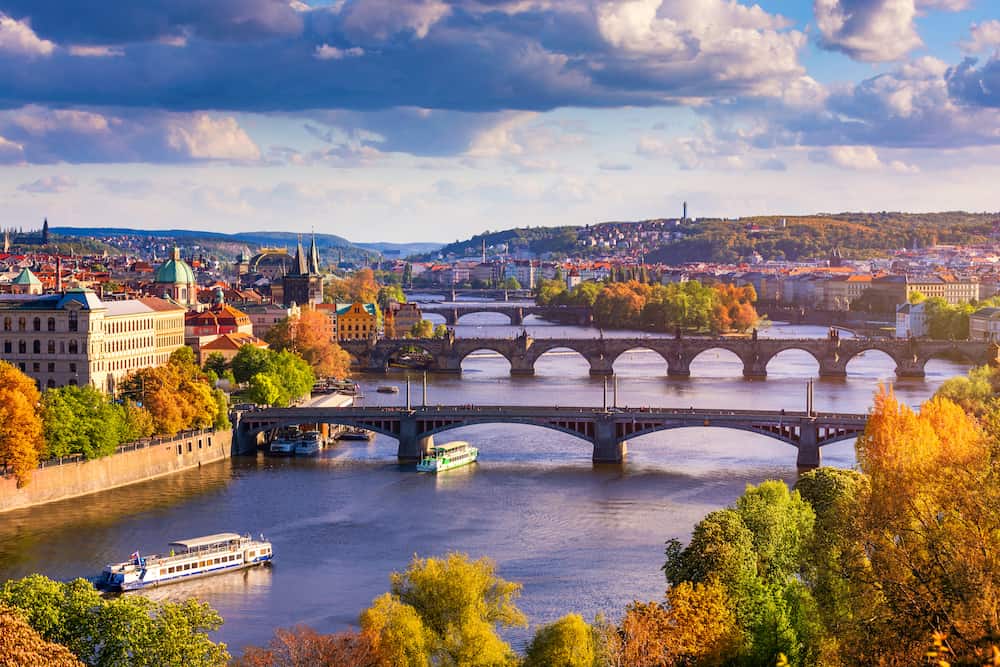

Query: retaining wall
[{"left": 0, "top": 429, "right": 232, "bottom": 513}]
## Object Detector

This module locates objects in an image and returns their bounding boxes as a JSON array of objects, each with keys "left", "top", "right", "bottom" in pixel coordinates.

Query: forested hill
[{"left": 418, "top": 212, "right": 999, "bottom": 263}]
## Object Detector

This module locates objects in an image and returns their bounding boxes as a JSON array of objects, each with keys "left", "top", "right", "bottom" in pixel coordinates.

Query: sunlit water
[{"left": 0, "top": 313, "right": 968, "bottom": 653}]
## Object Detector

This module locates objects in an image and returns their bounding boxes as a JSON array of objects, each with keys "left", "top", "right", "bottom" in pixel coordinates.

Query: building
[
  {"left": 153, "top": 248, "right": 198, "bottom": 307},
  {"left": 184, "top": 292, "right": 262, "bottom": 363},
  {"left": 895, "top": 302, "right": 928, "bottom": 338},
  {"left": 503, "top": 261, "right": 536, "bottom": 289},
  {"left": 243, "top": 303, "right": 301, "bottom": 340},
  {"left": 0, "top": 289, "right": 185, "bottom": 393},
  {"left": 272, "top": 236, "right": 323, "bottom": 307},
  {"left": 334, "top": 302, "right": 378, "bottom": 341},
  {"left": 9, "top": 268, "right": 43, "bottom": 295},
  {"left": 969, "top": 307, "right": 1000, "bottom": 341},
  {"left": 196, "top": 332, "right": 268, "bottom": 364},
  {"left": 386, "top": 302, "right": 422, "bottom": 337}
]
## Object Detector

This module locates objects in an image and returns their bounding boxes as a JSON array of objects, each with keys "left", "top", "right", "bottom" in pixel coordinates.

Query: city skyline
[{"left": 0, "top": 0, "right": 998, "bottom": 242}]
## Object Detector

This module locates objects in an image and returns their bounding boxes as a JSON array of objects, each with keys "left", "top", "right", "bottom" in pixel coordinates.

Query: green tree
[
  {"left": 202, "top": 353, "right": 229, "bottom": 377},
  {"left": 524, "top": 613, "right": 594, "bottom": 667},
  {"left": 503, "top": 277, "right": 521, "bottom": 290},
  {"left": 0, "top": 574, "right": 229, "bottom": 667},
  {"left": 408, "top": 320, "right": 434, "bottom": 339},
  {"left": 42, "top": 386, "right": 123, "bottom": 460},
  {"left": 432, "top": 324, "right": 449, "bottom": 339},
  {"left": 232, "top": 345, "right": 272, "bottom": 384},
  {"left": 377, "top": 285, "right": 406, "bottom": 312},
  {"left": 246, "top": 373, "right": 283, "bottom": 407}
]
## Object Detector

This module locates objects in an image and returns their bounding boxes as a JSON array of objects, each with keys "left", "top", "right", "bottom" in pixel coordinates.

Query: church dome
[{"left": 155, "top": 248, "right": 195, "bottom": 285}]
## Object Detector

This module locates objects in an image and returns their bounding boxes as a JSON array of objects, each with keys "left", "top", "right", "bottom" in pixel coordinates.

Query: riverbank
[{"left": 0, "top": 429, "right": 231, "bottom": 513}]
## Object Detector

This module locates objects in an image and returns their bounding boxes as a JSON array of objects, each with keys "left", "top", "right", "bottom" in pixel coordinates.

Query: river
[{"left": 0, "top": 314, "right": 969, "bottom": 654}]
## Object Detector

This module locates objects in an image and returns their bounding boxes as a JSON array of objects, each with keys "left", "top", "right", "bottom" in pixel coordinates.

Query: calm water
[{"left": 0, "top": 315, "right": 969, "bottom": 653}]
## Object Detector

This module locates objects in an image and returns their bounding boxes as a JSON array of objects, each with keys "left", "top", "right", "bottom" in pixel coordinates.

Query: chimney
[{"left": 56, "top": 256, "right": 62, "bottom": 292}]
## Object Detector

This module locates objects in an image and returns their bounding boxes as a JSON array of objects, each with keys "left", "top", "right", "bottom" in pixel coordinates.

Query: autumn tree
[
  {"left": 292, "top": 309, "right": 351, "bottom": 379},
  {"left": 0, "top": 606, "right": 83, "bottom": 667},
  {"left": 234, "top": 625, "right": 381, "bottom": 667},
  {"left": 360, "top": 552, "right": 525, "bottom": 667},
  {"left": 523, "top": 613, "right": 595, "bottom": 667},
  {"left": 122, "top": 347, "right": 221, "bottom": 436},
  {"left": 0, "top": 361, "right": 45, "bottom": 486}
]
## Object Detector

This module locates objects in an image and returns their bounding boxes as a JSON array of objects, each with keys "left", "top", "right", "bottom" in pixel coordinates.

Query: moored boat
[
  {"left": 295, "top": 431, "right": 323, "bottom": 456},
  {"left": 416, "top": 441, "right": 479, "bottom": 473},
  {"left": 376, "top": 385, "right": 399, "bottom": 394},
  {"left": 337, "top": 427, "right": 374, "bottom": 441},
  {"left": 96, "top": 533, "right": 273, "bottom": 592},
  {"left": 268, "top": 427, "right": 300, "bottom": 456}
]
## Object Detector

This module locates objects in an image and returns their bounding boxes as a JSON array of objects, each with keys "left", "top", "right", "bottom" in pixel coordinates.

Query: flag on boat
[{"left": 130, "top": 551, "right": 140, "bottom": 562}]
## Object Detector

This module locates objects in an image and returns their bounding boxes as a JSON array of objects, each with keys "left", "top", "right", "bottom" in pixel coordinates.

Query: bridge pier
[
  {"left": 433, "top": 355, "right": 463, "bottom": 374},
  {"left": 510, "top": 357, "right": 535, "bottom": 375},
  {"left": 667, "top": 356, "right": 691, "bottom": 377},
  {"left": 818, "top": 360, "right": 847, "bottom": 378},
  {"left": 742, "top": 357, "right": 768, "bottom": 379},
  {"left": 510, "top": 309, "right": 524, "bottom": 326},
  {"left": 588, "top": 356, "right": 615, "bottom": 376},
  {"left": 398, "top": 417, "right": 435, "bottom": 461},
  {"left": 234, "top": 421, "right": 262, "bottom": 455},
  {"left": 895, "top": 360, "right": 925, "bottom": 378},
  {"left": 796, "top": 422, "right": 821, "bottom": 469},
  {"left": 593, "top": 419, "right": 627, "bottom": 463}
]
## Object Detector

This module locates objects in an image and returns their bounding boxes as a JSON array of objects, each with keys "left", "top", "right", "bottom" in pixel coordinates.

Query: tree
[
  {"left": 524, "top": 613, "right": 594, "bottom": 667},
  {"left": 377, "top": 285, "right": 406, "bottom": 312},
  {"left": 402, "top": 263, "right": 413, "bottom": 288},
  {"left": 203, "top": 353, "right": 229, "bottom": 377},
  {"left": 503, "top": 277, "right": 521, "bottom": 290},
  {"left": 234, "top": 625, "right": 381, "bottom": 667},
  {"left": 432, "top": 324, "right": 449, "bottom": 339},
  {"left": 360, "top": 594, "right": 431, "bottom": 667},
  {"left": 289, "top": 310, "right": 351, "bottom": 379},
  {"left": 124, "top": 348, "right": 218, "bottom": 436},
  {"left": 361, "top": 553, "right": 526, "bottom": 667},
  {"left": 0, "top": 606, "right": 83, "bottom": 667},
  {"left": 42, "top": 386, "right": 124, "bottom": 460},
  {"left": 0, "top": 361, "right": 45, "bottom": 486},
  {"left": 0, "top": 574, "right": 229, "bottom": 667},
  {"left": 408, "top": 320, "right": 434, "bottom": 339},
  {"left": 232, "top": 345, "right": 272, "bottom": 384}
]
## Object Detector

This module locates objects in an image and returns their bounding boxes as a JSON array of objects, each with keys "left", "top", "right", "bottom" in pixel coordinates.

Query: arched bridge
[
  {"left": 419, "top": 303, "right": 592, "bottom": 326},
  {"left": 236, "top": 405, "right": 869, "bottom": 468},
  {"left": 341, "top": 334, "right": 999, "bottom": 379}
]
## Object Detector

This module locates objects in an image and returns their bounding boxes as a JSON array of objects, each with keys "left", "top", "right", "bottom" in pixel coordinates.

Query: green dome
[{"left": 155, "top": 250, "right": 195, "bottom": 285}]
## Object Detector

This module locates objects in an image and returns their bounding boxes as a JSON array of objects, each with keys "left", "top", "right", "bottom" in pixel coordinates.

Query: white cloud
[
  {"left": 67, "top": 45, "right": 125, "bottom": 57},
  {"left": 0, "top": 13, "right": 55, "bottom": 57},
  {"left": 809, "top": 145, "right": 918, "bottom": 171},
  {"left": 166, "top": 115, "right": 261, "bottom": 161},
  {"left": 962, "top": 20, "right": 1000, "bottom": 55},
  {"left": 815, "top": 0, "right": 922, "bottom": 63},
  {"left": 339, "top": 0, "right": 450, "bottom": 41},
  {"left": 917, "top": 0, "right": 971, "bottom": 9},
  {"left": 18, "top": 175, "right": 77, "bottom": 193},
  {"left": 314, "top": 44, "right": 365, "bottom": 60}
]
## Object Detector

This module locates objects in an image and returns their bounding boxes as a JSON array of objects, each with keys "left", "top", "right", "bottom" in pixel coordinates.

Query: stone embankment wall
[{"left": 0, "top": 429, "right": 232, "bottom": 513}]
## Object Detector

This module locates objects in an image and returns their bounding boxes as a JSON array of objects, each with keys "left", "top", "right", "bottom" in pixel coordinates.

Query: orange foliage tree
[
  {"left": 292, "top": 309, "right": 351, "bottom": 379},
  {"left": 849, "top": 386, "right": 1000, "bottom": 664},
  {"left": 0, "top": 361, "right": 45, "bottom": 487},
  {"left": 234, "top": 625, "right": 381, "bottom": 667},
  {"left": 0, "top": 607, "right": 83, "bottom": 667},
  {"left": 124, "top": 348, "right": 219, "bottom": 436}
]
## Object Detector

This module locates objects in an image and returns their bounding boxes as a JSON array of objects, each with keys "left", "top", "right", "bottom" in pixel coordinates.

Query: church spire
[
  {"left": 308, "top": 229, "right": 320, "bottom": 274},
  {"left": 294, "top": 235, "right": 309, "bottom": 275}
]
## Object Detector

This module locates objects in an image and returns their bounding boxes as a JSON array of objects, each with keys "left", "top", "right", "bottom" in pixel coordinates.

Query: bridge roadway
[
  {"left": 236, "top": 405, "right": 869, "bottom": 467},
  {"left": 341, "top": 334, "right": 998, "bottom": 379},
  {"left": 418, "top": 303, "right": 592, "bottom": 326}
]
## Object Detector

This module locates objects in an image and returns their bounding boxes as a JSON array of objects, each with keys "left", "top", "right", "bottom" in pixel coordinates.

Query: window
[
  {"left": 2, "top": 317, "right": 9, "bottom": 331},
  {"left": 32, "top": 317, "right": 40, "bottom": 332},
  {"left": 18, "top": 317, "right": 25, "bottom": 331},
  {"left": 18, "top": 362, "right": 25, "bottom": 371},
  {"left": 69, "top": 362, "right": 76, "bottom": 373},
  {"left": 47, "top": 340, "right": 54, "bottom": 354},
  {"left": 33, "top": 340, "right": 40, "bottom": 354},
  {"left": 47, "top": 317, "right": 55, "bottom": 332},
  {"left": 68, "top": 378, "right": 77, "bottom": 386},
  {"left": 177, "top": 444, "right": 182, "bottom": 455},
  {"left": 68, "top": 311, "right": 78, "bottom": 332},
  {"left": 18, "top": 340, "right": 25, "bottom": 354},
  {"left": 47, "top": 362, "right": 54, "bottom": 372},
  {"left": 187, "top": 442, "right": 192, "bottom": 452},
  {"left": 68, "top": 340, "right": 78, "bottom": 355},
  {"left": 46, "top": 379, "right": 55, "bottom": 389},
  {"left": 32, "top": 362, "right": 39, "bottom": 372}
]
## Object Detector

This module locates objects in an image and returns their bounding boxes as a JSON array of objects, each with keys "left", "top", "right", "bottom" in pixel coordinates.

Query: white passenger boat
[
  {"left": 295, "top": 431, "right": 323, "bottom": 456},
  {"left": 416, "top": 441, "right": 479, "bottom": 473},
  {"left": 97, "top": 533, "right": 273, "bottom": 592},
  {"left": 269, "top": 428, "right": 300, "bottom": 456}
]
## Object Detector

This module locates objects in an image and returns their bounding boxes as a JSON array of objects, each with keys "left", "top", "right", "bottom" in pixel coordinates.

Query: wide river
[{"left": 0, "top": 311, "right": 969, "bottom": 654}]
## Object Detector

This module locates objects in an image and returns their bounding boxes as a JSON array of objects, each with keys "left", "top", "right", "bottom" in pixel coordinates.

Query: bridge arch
[
  {"left": 458, "top": 347, "right": 514, "bottom": 375},
  {"left": 455, "top": 310, "right": 516, "bottom": 326},
  {"left": 843, "top": 347, "right": 904, "bottom": 378},
  {"left": 532, "top": 346, "right": 594, "bottom": 376},
  {"left": 763, "top": 346, "right": 822, "bottom": 377},
  {"left": 688, "top": 346, "right": 748, "bottom": 377},
  {"left": 612, "top": 347, "right": 670, "bottom": 376},
  {"left": 616, "top": 422, "right": 862, "bottom": 448}
]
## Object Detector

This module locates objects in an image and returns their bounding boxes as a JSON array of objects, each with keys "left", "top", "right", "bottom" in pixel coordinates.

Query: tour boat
[
  {"left": 376, "top": 385, "right": 399, "bottom": 394},
  {"left": 337, "top": 427, "right": 374, "bottom": 441},
  {"left": 96, "top": 533, "right": 273, "bottom": 592},
  {"left": 416, "top": 441, "right": 479, "bottom": 473},
  {"left": 294, "top": 431, "right": 323, "bottom": 456},
  {"left": 268, "top": 428, "right": 300, "bottom": 456}
]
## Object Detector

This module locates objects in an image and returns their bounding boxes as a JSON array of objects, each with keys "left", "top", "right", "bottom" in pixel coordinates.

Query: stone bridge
[
  {"left": 419, "top": 303, "right": 592, "bottom": 326},
  {"left": 404, "top": 287, "right": 534, "bottom": 301},
  {"left": 236, "top": 405, "right": 869, "bottom": 467},
  {"left": 341, "top": 334, "right": 999, "bottom": 379}
]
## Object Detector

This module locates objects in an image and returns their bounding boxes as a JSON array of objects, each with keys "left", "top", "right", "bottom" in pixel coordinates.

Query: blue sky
[{"left": 0, "top": 0, "right": 998, "bottom": 242}]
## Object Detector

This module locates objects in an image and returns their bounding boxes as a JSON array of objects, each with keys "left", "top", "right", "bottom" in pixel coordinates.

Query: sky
[{"left": 0, "top": 1, "right": 999, "bottom": 243}]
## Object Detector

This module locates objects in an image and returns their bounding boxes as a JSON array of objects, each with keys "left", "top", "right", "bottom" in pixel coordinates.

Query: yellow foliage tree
[
  {"left": 0, "top": 361, "right": 45, "bottom": 487},
  {"left": 850, "top": 385, "right": 1000, "bottom": 663},
  {"left": 0, "top": 606, "right": 83, "bottom": 667},
  {"left": 291, "top": 309, "right": 351, "bottom": 379}
]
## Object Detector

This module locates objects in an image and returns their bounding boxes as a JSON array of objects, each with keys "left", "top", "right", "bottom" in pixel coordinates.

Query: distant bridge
[
  {"left": 236, "top": 405, "right": 869, "bottom": 467},
  {"left": 342, "top": 334, "right": 998, "bottom": 379},
  {"left": 404, "top": 287, "right": 534, "bottom": 301},
  {"left": 418, "top": 303, "right": 592, "bottom": 326}
]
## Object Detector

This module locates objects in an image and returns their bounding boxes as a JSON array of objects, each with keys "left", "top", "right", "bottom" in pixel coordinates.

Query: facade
[
  {"left": 242, "top": 303, "right": 301, "bottom": 339},
  {"left": 969, "top": 307, "right": 1000, "bottom": 341},
  {"left": 153, "top": 248, "right": 198, "bottom": 307},
  {"left": 502, "top": 261, "right": 537, "bottom": 289},
  {"left": 895, "top": 302, "right": 928, "bottom": 338},
  {"left": 335, "top": 302, "right": 378, "bottom": 341},
  {"left": 0, "top": 289, "right": 185, "bottom": 392},
  {"left": 386, "top": 302, "right": 422, "bottom": 338},
  {"left": 184, "top": 297, "right": 262, "bottom": 363}
]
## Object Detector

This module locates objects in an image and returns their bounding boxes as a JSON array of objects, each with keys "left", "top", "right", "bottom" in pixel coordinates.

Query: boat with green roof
[{"left": 416, "top": 441, "right": 479, "bottom": 473}]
